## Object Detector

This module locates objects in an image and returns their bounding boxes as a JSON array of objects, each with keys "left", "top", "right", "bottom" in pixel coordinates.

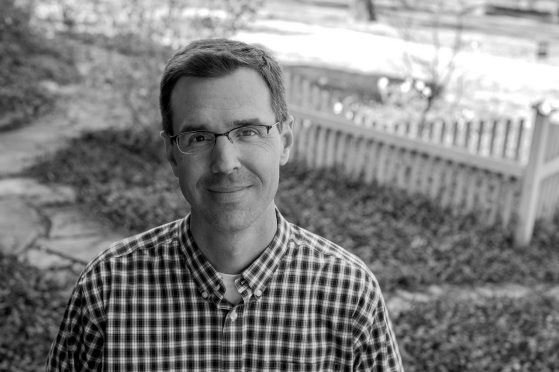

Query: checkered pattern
[{"left": 47, "top": 209, "right": 403, "bottom": 371}]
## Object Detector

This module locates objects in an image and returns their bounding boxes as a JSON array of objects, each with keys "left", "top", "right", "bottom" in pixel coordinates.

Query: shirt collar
[{"left": 177, "top": 208, "right": 292, "bottom": 303}]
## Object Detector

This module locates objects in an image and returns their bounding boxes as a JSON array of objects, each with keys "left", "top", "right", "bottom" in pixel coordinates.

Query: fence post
[{"left": 514, "top": 101, "right": 553, "bottom": 246}]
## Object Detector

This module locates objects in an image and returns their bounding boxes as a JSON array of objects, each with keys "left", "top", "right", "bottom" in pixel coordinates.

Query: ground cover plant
[
  {"left": 395, "top": 294, "right": 559, "bottom": 371},
  {"left": 26, "top": 127, "right": 559, "bottom": 293},
  {"left": 0, "top": 0, "right": 78, "bottom": 131},
  {"left": 23, "top": 126, "right": 559, "bottom": 371},
  {"left": 0, "top": 251, "right": 71, "bottom": 372}
]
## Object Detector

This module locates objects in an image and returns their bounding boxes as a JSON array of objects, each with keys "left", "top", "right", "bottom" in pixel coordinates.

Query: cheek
[
  {"left": 253, "top": 155, "right": 281, "bottom": 192},
  {"left": 249, "top": 141, "right": 278, "bottom": 153},
  {"left": 247, "top": 137, "right": 284, "bottom": 161},
  {"left": 175, "top": 160, "right": 203, "bottom": 191},
  {"left": 245, "top": 145, "right": 282, "bottom": 177}
]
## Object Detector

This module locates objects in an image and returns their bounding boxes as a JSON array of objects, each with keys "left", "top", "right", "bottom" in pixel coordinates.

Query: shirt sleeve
[
  {"left": 352, "top": 275, "right": 404, "bottom": 372},
  {"left": 46, "top": 269, "right": 106, "bottom": 371}
]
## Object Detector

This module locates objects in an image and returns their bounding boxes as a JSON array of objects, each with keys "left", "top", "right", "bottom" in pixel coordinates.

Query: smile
[{"left": 207, "top": 186, "right": 251, "bottom": 193}]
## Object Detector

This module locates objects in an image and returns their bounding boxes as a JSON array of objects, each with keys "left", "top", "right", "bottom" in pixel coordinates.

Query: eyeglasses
[{"left": 165, "top": 122, "right": 281, "bottom": 155}]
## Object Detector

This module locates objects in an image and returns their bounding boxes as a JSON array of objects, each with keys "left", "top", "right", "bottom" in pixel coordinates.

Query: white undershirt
[{"left": 219, "top": 272, "right": 242, "bottom": 305}]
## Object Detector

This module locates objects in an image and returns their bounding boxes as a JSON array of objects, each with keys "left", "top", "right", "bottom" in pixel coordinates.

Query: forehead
[{"left": 170, "top": 67, "right": 274, "bottom": 133}]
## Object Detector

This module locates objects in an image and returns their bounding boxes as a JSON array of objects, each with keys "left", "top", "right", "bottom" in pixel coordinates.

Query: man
[{"left": 47, "top": 38, "right": 403, "bottom": 371}]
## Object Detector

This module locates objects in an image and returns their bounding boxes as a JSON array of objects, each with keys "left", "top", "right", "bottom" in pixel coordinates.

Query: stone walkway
[
  {"left": 0, "top": 46, "right": 129, "bottom": 278},
  {"left": 0, "top": 177, "right": 122, "bottom": 270}
]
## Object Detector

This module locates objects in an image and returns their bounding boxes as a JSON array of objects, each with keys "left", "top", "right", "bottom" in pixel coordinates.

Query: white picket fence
[{"left": 286, "top": 72, "right": 559, "bottom": 246}]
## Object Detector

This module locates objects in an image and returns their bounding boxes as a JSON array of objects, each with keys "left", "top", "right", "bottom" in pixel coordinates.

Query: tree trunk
[{"left": 352, "top": 0, "right": 376, "bottom": 21}]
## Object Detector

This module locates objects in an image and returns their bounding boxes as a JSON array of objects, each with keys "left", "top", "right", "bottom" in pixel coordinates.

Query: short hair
[{"left": 159, "top": 38, "right": 288, "bottom": 135}]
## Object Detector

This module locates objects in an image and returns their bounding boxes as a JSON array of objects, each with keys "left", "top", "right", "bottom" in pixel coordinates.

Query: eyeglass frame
[{"left": 161, "top": 121, "right": 282, "bottom": 155}]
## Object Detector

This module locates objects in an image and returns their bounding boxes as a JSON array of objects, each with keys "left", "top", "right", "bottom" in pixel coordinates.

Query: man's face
[{"left": 165, "top": 67, "right": 293, "bottom": 234}]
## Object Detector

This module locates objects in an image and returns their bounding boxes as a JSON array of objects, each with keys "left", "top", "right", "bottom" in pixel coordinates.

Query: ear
[
  {"left": 279, "top": 115, "right": 294, "bottom": 166},
  {"left": 161, "top": 131, "right": 179, "bottom": 178}
]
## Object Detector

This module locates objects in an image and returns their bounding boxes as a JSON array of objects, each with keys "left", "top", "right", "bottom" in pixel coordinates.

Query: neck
[{"left": 190, "top": 205, "right": 278, "bottom": 274}]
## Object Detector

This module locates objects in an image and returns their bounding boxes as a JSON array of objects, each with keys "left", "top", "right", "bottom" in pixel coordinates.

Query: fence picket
[
  {"left": 344, "top": 135, "right": 357, "bottom": 175},
  {"left": 396, "top": 149, "right": 407, "bottom": 188},
  {"left": 429, "top": 158, "right": 442, "bottom": 200},
  {"left": 336, "top": 132, "right": 348, "bottom": 168},
  {"left": 363, "top": 140, "right": 377, "bottom": 183},
  {"left": 440, "top": 161, "right": 452, "bottom": 207},
  {"left": 453, "top": 164, "right": 466, "bottom": 209},
  {"left": 375, "top": 143, "right": 388, "bottom": 184},
  {"left": 353, "top": 137, "right": 368, "bottom": 179},
  {"left": 515, "top": 118, "right": 525, "bottom": 162},
  {"left": 418, "top": 155, "right": 432, "bottom": 195},
  {"left": 324, "top": 129, "right": 336, "bottom": 168},
  {"left": 464, "top": 168, "right": 477, "bottom": 213},
  {"left": 439, "top": 120, "right": 447, "bottom": 146},
  {"left": 408, "top": 151, "right": 421, "bottom": 194},
  {"left": 294, "top": 117, "right": 307, "bottom": 159},
  {"left": 389, "top": 146, "right": 400, "bottom": 184},
  {"left": 315, "top": 126, "right": 327, "bottom": 168},
  {"left": 487, "top": 174, "right": 501, "bottom": 225},
  {"left": 489, "top": 119, "right": 499, "bottom": 156},
  {"left": 502, "top": 119, "right": 512, "bottom": 159},
  {"left": 383, "top": 145, "right": 394, "bottom": 183},
  {"left": 452, "top": 120, "right": 460, "bottom": 147},
  {"left": 478, "top": 171, "right": 490, "bottom": 220},
  {"left": 306, "top": 124, "right": 317, "bottom": 168},
  {"left": 476, "top": 120, "right": 485, "bottom": 155}
]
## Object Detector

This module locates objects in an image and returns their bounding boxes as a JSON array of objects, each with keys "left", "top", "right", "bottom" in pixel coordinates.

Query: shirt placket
[{"left": 221, "top": 305, "right": 244, "bottom": 371}]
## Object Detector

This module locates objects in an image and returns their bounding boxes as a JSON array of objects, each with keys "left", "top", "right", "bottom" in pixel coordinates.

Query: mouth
[{"left": 207, "top": 185, "right": 251, "bottom": 193}]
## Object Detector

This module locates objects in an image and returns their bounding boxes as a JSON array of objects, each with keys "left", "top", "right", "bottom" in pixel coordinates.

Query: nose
[{"left": 210, "top": 135, "right": 241, "bottom": 174}]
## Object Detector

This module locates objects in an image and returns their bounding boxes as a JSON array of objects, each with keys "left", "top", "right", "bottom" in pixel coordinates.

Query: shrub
[
  {"left": 0, "top": 251, "right": 72, "bottom": 372},
  {"left": 0, "top": 0, "right": 78, "bottom": 130},
  {"left": 27, "top": 128, "right": 187, "bottom": 232},
  {"left": 395, "top": 294, "right": 559, "bottom": 371}
]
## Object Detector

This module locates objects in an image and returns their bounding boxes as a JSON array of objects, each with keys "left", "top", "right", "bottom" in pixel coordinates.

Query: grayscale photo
[{"left": 1, "top": 0, "right": 558, "bottom": 371}]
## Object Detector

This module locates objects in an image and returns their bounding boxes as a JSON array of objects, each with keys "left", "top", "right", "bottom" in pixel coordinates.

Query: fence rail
[{"left": 287, "top": 72, "right": 559, "bottom": 246}]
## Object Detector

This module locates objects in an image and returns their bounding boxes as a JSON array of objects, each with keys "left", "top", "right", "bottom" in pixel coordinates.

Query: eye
[
  {"left": 182, "top": 132, "right": 213, "bottom": 147},
  {"left": 234, "top": 125, "right": 264, "bottom": 138}
]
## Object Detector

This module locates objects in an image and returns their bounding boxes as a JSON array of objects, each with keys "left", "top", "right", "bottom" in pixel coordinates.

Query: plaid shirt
[{"left": 47, "top": 209, "right": 403, "bottom": 371}]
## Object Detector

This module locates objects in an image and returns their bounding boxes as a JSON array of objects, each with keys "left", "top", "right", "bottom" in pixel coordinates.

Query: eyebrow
[{"left": 177, "top": 118, "right": 265, "bottom": 133}]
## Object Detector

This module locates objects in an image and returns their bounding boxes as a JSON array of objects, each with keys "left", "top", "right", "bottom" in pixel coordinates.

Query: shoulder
[
  {"left": 77, "top": 218, "right": 183, "bottom": 283},
  {"left": 288, "top": 222, "right": 380, "bottom": 293}
]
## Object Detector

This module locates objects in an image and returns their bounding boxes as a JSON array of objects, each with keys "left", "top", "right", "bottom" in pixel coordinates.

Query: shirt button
[
  {"left": 230, "top": 310, "right": 238, "bottom": 321},
  {"left": 201, "top": 291, "right": 209, "bottom": 299},
  {"left": 254, "top": 289, "right": 262, "bottom": 297}
]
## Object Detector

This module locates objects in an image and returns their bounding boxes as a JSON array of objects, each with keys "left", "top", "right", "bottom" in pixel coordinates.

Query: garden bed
[
  {"left": 0, "top": 1, "right": 79, "bottom": 132},
  {"left": 0, "top": 251, "right": 71, "bottom": 372},
  {"left": 25, "top": 127, "right": 559, "bottom": 293},
  {"left": 396, "top": 293, "right": 559, "bottom": 371},
  {"left": 3, "top": 247, "right": 558, "bottom": 371}
]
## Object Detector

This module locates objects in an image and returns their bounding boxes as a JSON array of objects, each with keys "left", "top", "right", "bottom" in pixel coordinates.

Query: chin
[{"left": 206, "top": 207, "right": 255, "bottom": 232}]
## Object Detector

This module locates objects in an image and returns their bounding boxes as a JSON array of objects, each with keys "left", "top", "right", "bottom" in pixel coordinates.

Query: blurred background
[{"left": 1, "top": 0, "right": 558, "bottom": 370}]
